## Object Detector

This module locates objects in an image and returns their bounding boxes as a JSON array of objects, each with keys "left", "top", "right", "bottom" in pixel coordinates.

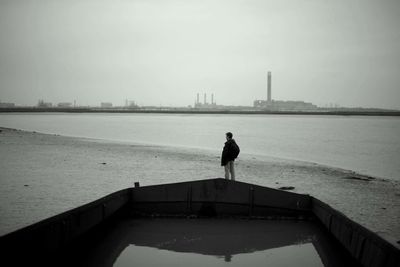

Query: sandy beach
[{"left": 0, "top": 127, "right": 399, "bottom": 246}]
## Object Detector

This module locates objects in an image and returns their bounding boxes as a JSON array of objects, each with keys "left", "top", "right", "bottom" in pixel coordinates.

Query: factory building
[
  {"left": 37, "top": 100, "right": 52, "bottom": 108},
  {"left": 100, "top": 102, "right": 113, "bottom": 108},
  {"left": 0, "top": 102, "right": 15, "bottom": 108},
  {"left": 194, "top": 93, "right": 217, "bottom": 109},
  {"left": 254, "top": 71, "right": 317, "bottom": 111},
  {"left": 57, "top": 102, "right": 72, "bottom": 108},
  {"left": 254, "top": 99, "right": 317, "bottom": 110}
]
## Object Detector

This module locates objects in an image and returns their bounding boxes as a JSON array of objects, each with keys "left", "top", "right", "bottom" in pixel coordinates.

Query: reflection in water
[
  {"left": 75, "top": 218, "right": 358, "bottom": 267},
  {"left": 114, "top": 243, "right": 322, "bottom": 267}
]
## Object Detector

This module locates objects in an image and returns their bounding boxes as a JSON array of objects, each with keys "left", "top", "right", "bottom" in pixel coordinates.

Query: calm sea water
[{"left": 1, "top": 113, "right": 399, "bottom": 181}]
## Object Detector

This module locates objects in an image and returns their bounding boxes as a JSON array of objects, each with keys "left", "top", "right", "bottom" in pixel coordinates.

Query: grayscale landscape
[{"left": 1, "top": 1, "right": 399, "bottom": 266}]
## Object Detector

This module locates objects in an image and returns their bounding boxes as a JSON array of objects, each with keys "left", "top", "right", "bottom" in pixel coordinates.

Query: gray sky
[{"left": 0, "top": 0, "right": 399, "bottom": 109}]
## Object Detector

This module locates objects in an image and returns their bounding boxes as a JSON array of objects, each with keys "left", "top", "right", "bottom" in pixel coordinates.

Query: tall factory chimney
[
  {"left": 196, "top": 93, "right": 199, "bottom": 104},
  {"left": 267, "top": 71, "right": 272, "bottom": 103},
  {"left": 204, "top": 93, "right": 207, "bottom": 105},
  {"left": 211, "top": 93, "right": 214, "bottom": 105}
]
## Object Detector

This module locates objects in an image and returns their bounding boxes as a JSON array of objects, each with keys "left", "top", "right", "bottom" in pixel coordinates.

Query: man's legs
[
  {"left": 224, "top": 161, "right": 235, "bottom": 180},
  {"left": 224, "top": 164, "right": 230, "bottom": 179},
  {"left": 229, "top": 161, "right": 235, "bottom": 181}
]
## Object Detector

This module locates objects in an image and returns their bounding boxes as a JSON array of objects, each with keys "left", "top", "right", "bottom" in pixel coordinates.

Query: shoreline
[
  {"left": 1, "top": 107, "right": 400, "bottom": 116},
  {"left": 0, "top": 126, "right": 393, "bottom": 183},
  {"left": 0, "top": 127, "right": 399, "bottom": 245}
]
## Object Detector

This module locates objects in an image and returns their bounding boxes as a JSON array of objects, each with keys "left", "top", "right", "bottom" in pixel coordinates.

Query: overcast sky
[{"left": 0, "top": 0, "right": 399, "bottom": 109}]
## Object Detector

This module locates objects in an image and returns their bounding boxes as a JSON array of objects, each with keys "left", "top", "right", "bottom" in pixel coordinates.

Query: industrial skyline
[
  {"left": 1, "top": 68, "right": 398, "bottom": 111},
  {"left": 0, "top": 70, "right": 394, "bottom": 111},
  {"left": 0, "top": 71, "right": 333, "bottom": 110},
  {"left": 2, "top": 68, "right": 397, "bottom": 112},
  {"left": 1, "top": 1, "right": 400, "bottom": 109}
]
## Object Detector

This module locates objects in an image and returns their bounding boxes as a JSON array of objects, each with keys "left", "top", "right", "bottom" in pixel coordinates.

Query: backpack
[{"left": 232, "top": 142, "right": 240, "bottom": 158}]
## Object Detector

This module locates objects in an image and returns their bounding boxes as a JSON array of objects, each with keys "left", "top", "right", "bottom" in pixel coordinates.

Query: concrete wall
[
  {"left": 1, "top": 178, "right": 398, "bottom": 267},
  {"left": 0, "top": 188, "right": 130, "bottom": 262},
  {"left": 312, "top": 198, "right": 400, "bottom": 267},
  {"left": 131, "top": 178, "right": 311, "bottom": 218}
]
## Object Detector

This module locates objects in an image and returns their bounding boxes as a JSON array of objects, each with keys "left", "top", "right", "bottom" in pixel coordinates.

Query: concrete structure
[
  {"left": 37, "top": 100, "right": 52, "bottom": 108},
  {"left": 0, "top": 102, "right": 15, "bottom": 108},
  {"left": 57, "top": 102, "right": 72, "bottom": 108},
  {"left": 254, "top": 99, "right": 318, "bottom": 111},
  {"left": 1, "top": 179, "right": 398, "bottom": 266},
  {"left": 100, "top": 102, "right": 113, "bottom": 108},
  {"left": 128, "top": 101, "right": 138, "bottom": 108},
  {"left": 254, "top": 71, "right": 318, "bottom": 111},
  {"left": 194, "top": 92, "right": 217, "bottom": 109},
  {"left": 124, "top": 100, "right": 138, "bottom": 108}
]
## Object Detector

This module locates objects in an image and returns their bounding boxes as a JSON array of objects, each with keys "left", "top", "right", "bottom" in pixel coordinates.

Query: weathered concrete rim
[{"left": 0, "top": 178, "right": 398, "bottom": 267}]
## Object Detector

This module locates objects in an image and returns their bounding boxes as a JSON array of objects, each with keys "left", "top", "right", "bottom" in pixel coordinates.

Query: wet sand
[{"left": 0, "top": 127, "right": 399, "bottom": 246}]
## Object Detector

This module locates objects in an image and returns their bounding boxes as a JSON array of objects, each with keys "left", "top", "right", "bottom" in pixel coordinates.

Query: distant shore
[
  {"left": 1, "top": 107, "right": 400, "bottom": 116},
  {"left": 0, "top": 127, "right": 399, "bottom": 246}
]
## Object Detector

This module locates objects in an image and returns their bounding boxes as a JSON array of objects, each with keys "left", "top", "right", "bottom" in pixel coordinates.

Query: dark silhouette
[{"left": 221, "top": 132, "right": 240, "bottom": 180}]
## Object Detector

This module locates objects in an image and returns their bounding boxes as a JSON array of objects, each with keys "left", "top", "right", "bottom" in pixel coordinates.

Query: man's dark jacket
[{"left": 221, "top": 139, "right": 239, "bottom": 166}]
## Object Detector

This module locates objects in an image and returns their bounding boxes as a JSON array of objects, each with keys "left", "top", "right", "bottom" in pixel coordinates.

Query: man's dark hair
[{"left": 226, "top": 132, "right": 233, "bottom": 139}]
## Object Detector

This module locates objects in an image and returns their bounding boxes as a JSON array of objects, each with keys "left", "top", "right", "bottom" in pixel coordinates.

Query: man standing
[{"left": 221, "top": 132, "right": 240, "bottom": 180}]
